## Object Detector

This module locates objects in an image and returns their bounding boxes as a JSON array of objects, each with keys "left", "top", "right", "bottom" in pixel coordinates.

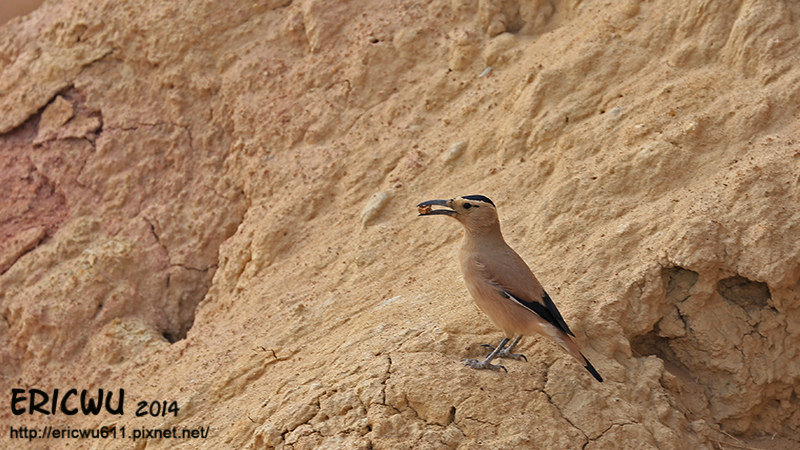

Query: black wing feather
[{"left": 502, "top": 290, "right": 575, "bottom": 337}]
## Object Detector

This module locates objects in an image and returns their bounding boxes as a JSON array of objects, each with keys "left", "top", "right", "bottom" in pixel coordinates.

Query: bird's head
[{"left": 417, "top": 195, "right": 500, "bottom": 234}]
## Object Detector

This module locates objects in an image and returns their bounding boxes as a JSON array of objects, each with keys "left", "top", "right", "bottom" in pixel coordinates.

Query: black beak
[{"left": 417, "top": 199, "right": 455, "bottom": 217}]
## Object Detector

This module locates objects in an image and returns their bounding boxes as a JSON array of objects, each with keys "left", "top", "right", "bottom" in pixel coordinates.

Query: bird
[{"left": 416, "top": 195, "right": 602, "bottom": 382}]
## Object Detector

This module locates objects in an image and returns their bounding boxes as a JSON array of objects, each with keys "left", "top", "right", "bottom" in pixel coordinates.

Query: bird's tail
[
  {"left": 555, "top": 332, "right": 603, "bottom": 382},
  {"left": 580, "top": 353, "right": 603, "bottom": 382}
]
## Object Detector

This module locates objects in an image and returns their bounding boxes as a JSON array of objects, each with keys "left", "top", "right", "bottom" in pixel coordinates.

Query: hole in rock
[
  {"left": 717, "top": 275, "right": 772, "bottom": 311},
  {"left": 161, "top": 269, "right": 215, "bottom": 343},
  {"left": 630, "top": 331, "right": 693, "bottom": 380},
  {"left": 629, "top": 266, "right": 699, "bottom": 376},
  {"left": 162, "top": 331, "right": 180, "bottom": 344},
  {"left": 663, "top": 266, "right": 699, "bottom": 303}
]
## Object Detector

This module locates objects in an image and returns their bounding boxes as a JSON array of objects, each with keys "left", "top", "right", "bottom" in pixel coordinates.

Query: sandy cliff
[{"left": 1, "top": 0, "right": 799, "bottom": 448}]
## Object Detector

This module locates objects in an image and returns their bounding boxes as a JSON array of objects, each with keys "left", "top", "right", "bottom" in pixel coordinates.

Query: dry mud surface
[{"left": 1, "top": 1, "right": 800, "bottom": 449}]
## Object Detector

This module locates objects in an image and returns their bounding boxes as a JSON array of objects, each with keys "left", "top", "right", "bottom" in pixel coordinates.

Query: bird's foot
[
  {"left": 462, "top": 358, "right": 507, "bottom": 373},
  {"left": 481, "top": 344, "right": 528, "bottom": 361}
]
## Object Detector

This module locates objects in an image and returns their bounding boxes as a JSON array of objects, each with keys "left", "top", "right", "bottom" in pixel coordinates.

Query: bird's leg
[
  {"left": 463, "top": 338, "right": 509, "bottom": 372},
  {"left": 481, "top": 335, "right": 527, "bottom": 361}
]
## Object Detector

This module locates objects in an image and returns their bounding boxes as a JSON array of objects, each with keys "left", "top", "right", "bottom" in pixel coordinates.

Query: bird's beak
[{"left": 417, "top": 199, "right": 455, "bottom": 217}]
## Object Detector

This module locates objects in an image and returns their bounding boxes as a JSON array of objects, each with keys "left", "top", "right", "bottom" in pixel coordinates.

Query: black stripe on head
[{"left": 461, "top": 195, "right": 495, "bottom": 207}]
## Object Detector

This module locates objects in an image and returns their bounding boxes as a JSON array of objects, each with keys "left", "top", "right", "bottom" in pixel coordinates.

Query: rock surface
[{"left": 1, "top": 0, "right": 799, "bottom": 448}]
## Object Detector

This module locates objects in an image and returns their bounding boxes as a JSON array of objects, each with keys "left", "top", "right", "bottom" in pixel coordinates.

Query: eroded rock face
[{"left": 1, "top": 0, "right": 799, "bottom": 449}]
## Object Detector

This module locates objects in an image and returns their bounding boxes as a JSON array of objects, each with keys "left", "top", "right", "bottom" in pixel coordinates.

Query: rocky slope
[{"left": 1, "top": 0, "right": 799, "bottom": 448}]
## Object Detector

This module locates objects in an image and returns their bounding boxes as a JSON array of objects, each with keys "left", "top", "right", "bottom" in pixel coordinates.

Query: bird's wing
[
  {"left": 500, "top": 290, "right": 574, "bottom": 337},
  {"left": 476, "top": 255, "right": 575, "bottom": 337}
]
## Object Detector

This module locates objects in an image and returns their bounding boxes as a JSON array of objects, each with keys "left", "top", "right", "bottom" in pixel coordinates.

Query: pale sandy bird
[{"left": 417, "top": 195, "right": 602, "bottom": 382}]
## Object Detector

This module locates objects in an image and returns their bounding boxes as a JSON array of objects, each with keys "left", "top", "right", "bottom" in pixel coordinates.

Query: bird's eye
[{"left": 463, "top": 203, "right": 472, "bottom": 209}]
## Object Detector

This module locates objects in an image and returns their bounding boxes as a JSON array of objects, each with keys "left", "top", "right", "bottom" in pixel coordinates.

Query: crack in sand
[
  {"left": 143, "top": 216, "right": 168, "bottom": 256},
  {"left": 542, "top": 385, "right": 589, "bottom": 446},
  {"left": 587, "top": 421, "right": 637, "bottom": 447}
]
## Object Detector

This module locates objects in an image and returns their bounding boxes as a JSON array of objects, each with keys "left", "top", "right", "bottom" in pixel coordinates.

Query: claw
[
  {"left": 462, "top": 358, "right": 508, "bottom": 373},
  {"left": 481, "top": 344, "right": 528, "bottom": 361}
]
